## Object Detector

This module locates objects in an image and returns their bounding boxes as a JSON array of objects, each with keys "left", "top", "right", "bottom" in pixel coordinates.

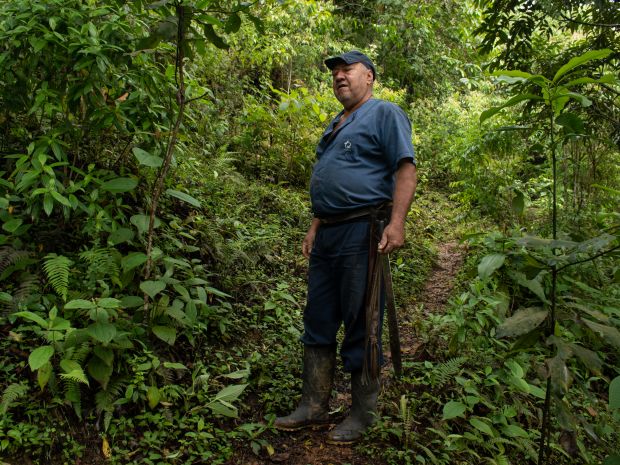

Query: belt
[{"left": 317, "top": 203, "right": 392, "bottom": 225}]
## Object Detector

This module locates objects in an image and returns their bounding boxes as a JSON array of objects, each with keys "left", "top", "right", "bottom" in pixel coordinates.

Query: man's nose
[{"left": 333, "top": 70, "right": 346, "bottom": 81}]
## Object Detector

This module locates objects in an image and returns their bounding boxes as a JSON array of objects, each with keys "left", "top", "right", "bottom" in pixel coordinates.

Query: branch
[
  {"left": 557, "top": 243, "right": 620, "bottom": 272},
  {"left": 558, "top": 12, "right": 620, "bottom": 29}
]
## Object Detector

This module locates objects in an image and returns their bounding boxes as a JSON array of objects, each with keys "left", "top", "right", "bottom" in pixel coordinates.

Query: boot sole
[
  {"left": 275, "top": 422, "right": 331, "bottom": 432},
  {"left": 325, "top": 437, "right": 358, "bottom": 446}
]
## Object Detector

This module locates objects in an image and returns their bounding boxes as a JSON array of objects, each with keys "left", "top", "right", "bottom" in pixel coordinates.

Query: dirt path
[{"left": 229, "top": 241, "right": 466, "bottom": 465}]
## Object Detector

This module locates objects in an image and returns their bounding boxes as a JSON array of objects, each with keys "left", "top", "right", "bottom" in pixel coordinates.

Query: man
[{"left": 275, "top": 51, "right": 417, "bottom": 444}]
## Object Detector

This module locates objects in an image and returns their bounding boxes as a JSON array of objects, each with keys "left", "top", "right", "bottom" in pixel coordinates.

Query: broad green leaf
[
  {"left": 222, "top": 369, "right": 250, "bottom": 379},
  {"left": 569, "top": 343, "right": 602, "bottom": 375},
  {"left": 511, "top": 189, "right": 525, "bottom": 216},
  {"left": 87, "top": 322, "right": 117, "bottom": 344},
  {"left": 165, "top": 189, "right": 201, "bottom": 207},
  {"left": 94, "top": 346, "right": 114, "bottom": 366},
  {"left": 2, "top": 218, "right": 23, "bottom": 233},
  {"left": 133, "top": 147, "right": 163, "bottom": 168},
  {"left": 582, "top": 319, "right": 620, "bottom": 350},
  {"left": 166, "top": 304, "right": 188, "bottom": 324},
  {"left": 510, "top": 271, "right": 549, "bottom": 304},
  {"left": 13, "top": 311, "right": 48, "bottom": 328},
  {"left": 553, "top": 49, "right": 613, "bottom": 83},
  {"left": 208, "top": 401, "right": 238, "bottom": 417},
  {"left": 141, "top": 280, "right": 166, "bottom": 298},
  {"left": 101, "top": 177, "right": 137, "bottom": 193},
  {"left": 224, "top": 12, "right": 241, "bottom": 33},
  {"left": 120, "top": 295, "right": 145, "bottom": 308},
  {"left": 502, "top": 425, "right": 529, "bottom": 438},
  {"left": 442, "top": 401, "right": 467, "bottom": 420},
  {"left": 529, "top": 384, "right": 546, "bottom": 399},
  {"left": 108, "top": 227, "right": 134, "bottom": 245},
  {"left": 203, "top": 24, "right": 228, "bottom": 49},
  {"left": 152, "top": 325, "right": 176, "bottom": 345},
  {"left": 147, "top": 385, "right": 161, "bottom": 409},
  {"left": 565, "top": 91, "right": 592, "bottom": 107},
  {"left": 211, "top": 383, "right": 247, "bottom": 404},
  {"left": 555, "top": 112, "right": 585, "bottom": 135},
  {"left": 603, "top": 455, "right": 620, "bottom": 465},
  {"left": 610, "top": 376, "right": 620, "bottom": 410},
  {"left": 64, "top": 299, "right": 96, "bottom": 310},
  {"left": 163, "top": 362, "right": 187, "bottom": 370},
  {"left": 496, "top": 307, "right": 548, "bottom": 338},
  {"left": 131, "top": 214, "right": 160, "bottom": 235},
  {"left": 563, "top": 74, "right": 618, "bottom": 87},
  {"left": 88, "top": 356, "right": 113, "bottom": 389},
  {"left": 50, "top": 316, "right": 71, "bottom": 331},
  {"left": 37, "top": 361, "right": 53, "bottom": 390},
  {"left": 547, "top": 355, "right": 572, "bottom": 393},
  {"left": 28, "top": 345, "right": 54, "bottom": 371},
  {"left": 0, "top": 292, "right": 11, "bottom": 303},
  {"left": 122, "top": 252, "right": 148, "bottom": 272},
  {"left": 50, "top": 190, "right": 71, "bottom": 207},
  {"left": 505, "top": 359, "right": 524, "bottom": 378},
  {"left": 469, "top": 417, "right": 494, "bottom": 436},
  {"left": 478, "top": 254, "right": 505, "bottom": 280},
  {"left": 480, "top": 94, "right": 541, "bottom": 124},
  {"left": 491, "top": 70, "right": 535, "bottom": 79},
  {"left": 98, "top": 298, "right": 121, "bottom": 309}
]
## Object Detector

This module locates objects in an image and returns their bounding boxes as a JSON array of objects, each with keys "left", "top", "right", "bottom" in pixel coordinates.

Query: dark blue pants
[{"left": 301, "top": 219, "right": 384, "bottom": 372}]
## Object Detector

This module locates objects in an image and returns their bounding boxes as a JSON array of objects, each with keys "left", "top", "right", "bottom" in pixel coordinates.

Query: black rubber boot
[
  {"left": 274, "top": 345, "right": 336, "bottom": 431},
  {"left": 326, "top": 371, "right": 379, "bottom": 444}
]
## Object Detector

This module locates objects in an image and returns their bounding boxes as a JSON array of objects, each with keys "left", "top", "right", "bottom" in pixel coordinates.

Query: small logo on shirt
[{"left": 344, "top": 140, "right": 352, "bottom": 150}]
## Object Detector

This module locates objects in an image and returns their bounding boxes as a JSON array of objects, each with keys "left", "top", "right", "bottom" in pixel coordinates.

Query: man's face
[{"left": 331, "top": 62, "right": 373, "bottom": 111}]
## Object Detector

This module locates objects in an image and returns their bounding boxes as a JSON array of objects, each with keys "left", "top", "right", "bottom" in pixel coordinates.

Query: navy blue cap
[{"left": 325, "top": 51, "right": 376, "bottom": 79}]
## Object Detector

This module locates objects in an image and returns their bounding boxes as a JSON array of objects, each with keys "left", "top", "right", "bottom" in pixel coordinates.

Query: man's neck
[{"left": 342, "top": 93, "right": 372, "bottom": 119}]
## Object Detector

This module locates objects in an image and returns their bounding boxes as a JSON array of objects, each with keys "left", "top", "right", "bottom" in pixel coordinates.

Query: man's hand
[
  {"left": 379, "top": 161, "right": 416, "bottom": 255},
  {"left": 302, "top": 218, "right": 322, "bottom": 258},
  {"left": 378, "top": 221, "right": 405, "bottom": 254}
]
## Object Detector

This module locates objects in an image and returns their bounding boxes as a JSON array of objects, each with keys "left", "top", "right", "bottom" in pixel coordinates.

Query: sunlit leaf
[{"left": 553, "top": 49, "right": 613, "bottom": 83}]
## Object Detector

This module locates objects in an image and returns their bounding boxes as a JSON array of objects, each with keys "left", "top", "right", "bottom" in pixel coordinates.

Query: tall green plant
[{"left": 480, "top": 49, "right": 619, "bottom": 464}]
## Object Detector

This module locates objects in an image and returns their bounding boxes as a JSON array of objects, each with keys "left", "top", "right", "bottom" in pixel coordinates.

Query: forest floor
[{"left": 227, "top": 241, "right": 466, "bottom": 465}]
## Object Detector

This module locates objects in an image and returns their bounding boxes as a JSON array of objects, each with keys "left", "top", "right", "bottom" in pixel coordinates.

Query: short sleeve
[{"left": 379, "top": 103, "right": 416, "bottom": 171}]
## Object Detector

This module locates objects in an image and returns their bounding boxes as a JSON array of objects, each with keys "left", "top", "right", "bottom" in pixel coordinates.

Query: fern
[
  {"left": 1, "top": 382, "right": 29, "bottom": 413},
  {"left": 0, "top": 246, "right": 32, "bottom": 281},
  {"left": 43, "top": 253, "right": 73, "bottom": 301},
  {"left": 79, "top": 247, "right": 121, "bottom": 287},
  {"left": 64, "top": 379, "right": 83, "bottom": 418},
  {"left": 95, "top": 376, "right": 128, "bottom": 416},
  {"left": 431, "top": 356, "right": 468, "bottom": 388}
]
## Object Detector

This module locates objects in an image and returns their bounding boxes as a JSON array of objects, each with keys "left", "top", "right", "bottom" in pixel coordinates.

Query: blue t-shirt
[{"left": 310, "top": 98, "right": 415, "bottom": 217}]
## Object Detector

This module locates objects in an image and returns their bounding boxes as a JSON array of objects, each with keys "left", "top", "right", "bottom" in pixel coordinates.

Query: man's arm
[
  {"left": 302, "top": 217, "right": 322, "bottom": 258},
  {"left": 378, "top": 161, "right": 417, "bottom": 254}
]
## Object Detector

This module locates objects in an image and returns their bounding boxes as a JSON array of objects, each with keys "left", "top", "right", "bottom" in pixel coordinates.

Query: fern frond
[
  {"left": 95, "top": 377, "right": 128, "bottom": 414},
  {"left": 79, "top": 247, "right": 121, "bottom": 287},
  {"left": 432, "top": 356, "right": 468, "bottom": 388},
  {"left": 64, "top": 379, "right": 83, "bottom": 418},
  {"left": 1, "top": 382, "right": 29, "bottom": 413},
  {"left": 0, "top": 246, "right": 32, "bottom": 281},
  {"left": 43, "top": 253, "right": 73, "bottom": 301},
  {"left": 14, "top": 273, "right": 40, "bottom": 301}
]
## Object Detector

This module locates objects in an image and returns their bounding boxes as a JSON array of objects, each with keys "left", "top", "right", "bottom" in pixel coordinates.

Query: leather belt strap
[
  {"left": 318, "top": 203, "right": 392, "bottom": 225},
  {"left": 362, "top": 217, "right": 402, "bottom": 383}
]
